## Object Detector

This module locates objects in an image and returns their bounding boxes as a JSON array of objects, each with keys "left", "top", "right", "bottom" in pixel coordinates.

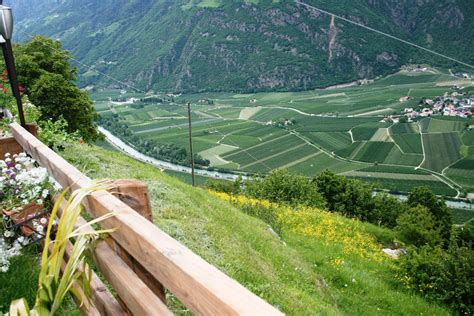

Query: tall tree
[
  {"left": 14, "top": 36, "right": 99, "bottom": 142},
  {"left": 407, "top": 187, "right": 452, "bottom": 244}
]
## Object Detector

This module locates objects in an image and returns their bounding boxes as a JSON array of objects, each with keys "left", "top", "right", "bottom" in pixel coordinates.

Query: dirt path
[
  {"left": 278, "top": 151, "right": 324, "bottom": 169},
  {"left": 239, "top": 107, "right": 262, "bottom": 120}
]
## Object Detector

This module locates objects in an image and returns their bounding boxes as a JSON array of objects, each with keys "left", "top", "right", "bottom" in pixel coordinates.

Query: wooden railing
[{"left": 8, "top": 122, "right": 283, "bottom": 316}]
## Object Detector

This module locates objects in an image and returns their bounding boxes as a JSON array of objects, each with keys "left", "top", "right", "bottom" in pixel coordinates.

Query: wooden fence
[{"left": 8, "top": 122, "right": 283, "bottom": 316}]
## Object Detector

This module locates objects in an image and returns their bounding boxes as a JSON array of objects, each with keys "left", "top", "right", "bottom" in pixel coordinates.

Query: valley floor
[{"left": 94, "top": 69, "right": 474, "bottom": 198}]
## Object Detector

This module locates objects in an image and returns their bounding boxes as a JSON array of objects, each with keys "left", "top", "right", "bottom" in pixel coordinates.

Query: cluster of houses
[
  {"left": 382, "top": 91, "right": 473, "bottom": 124},
  {"left": 405, "top": 91, "right": 473, "bottom": 119}
]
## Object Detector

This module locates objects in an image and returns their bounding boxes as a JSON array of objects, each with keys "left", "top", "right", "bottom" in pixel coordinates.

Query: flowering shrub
[
  {"left": 0, "top": 152, "right": 59, "bottom": 272},
  {"left": 209, "top": 191, "right": 384, "bottom": 262},
  {"left": 0, "top": 69, "right": 12, "bottom": 108}
]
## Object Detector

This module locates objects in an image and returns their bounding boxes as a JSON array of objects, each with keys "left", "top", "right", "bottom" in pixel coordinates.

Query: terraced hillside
[{"left": 94, "top": 70, "right": 473, "bottom": 197}]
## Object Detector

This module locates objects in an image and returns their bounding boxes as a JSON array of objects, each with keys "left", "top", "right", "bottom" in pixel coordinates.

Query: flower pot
[
  {"left": 2, "top": 203, "right": 46, "bottom": 237},
  {"left": 0, "top": 123, "right": 37, "bottom": 157}
]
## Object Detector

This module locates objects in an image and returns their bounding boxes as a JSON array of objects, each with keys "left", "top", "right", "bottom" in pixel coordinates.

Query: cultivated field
[{"left": 93, "top": 69, "right": 473, "bottom": 197}]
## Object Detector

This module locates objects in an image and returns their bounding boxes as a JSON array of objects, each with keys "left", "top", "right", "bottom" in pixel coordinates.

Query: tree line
[{"left": 98, "top": 114, "right": 210, "bottom": 167}]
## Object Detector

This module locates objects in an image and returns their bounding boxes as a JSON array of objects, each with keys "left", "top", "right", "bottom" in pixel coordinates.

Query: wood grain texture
[
  {"left": 58, "top": 197, "right": 169, "bottom": 316},
  {"left": 109, "top": 180, "right": 167, "bottom": 303}
]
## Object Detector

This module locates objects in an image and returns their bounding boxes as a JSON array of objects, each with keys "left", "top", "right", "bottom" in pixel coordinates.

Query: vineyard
[{"left": 94, "top": 70, "right": 474, "bottom": 197}]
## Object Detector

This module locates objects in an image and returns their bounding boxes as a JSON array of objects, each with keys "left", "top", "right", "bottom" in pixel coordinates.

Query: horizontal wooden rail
[
  {"left": 11, "top": 123, "right": 282, "bottom": 315},
  {"left": 57, "top": 197, "right": 170, "bottom": 316}
]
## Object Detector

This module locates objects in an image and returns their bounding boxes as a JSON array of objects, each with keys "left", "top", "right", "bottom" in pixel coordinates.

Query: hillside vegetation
[
  {"left": 59, "top": 143, "right": 452, "bottom": 314},
  {"left": 9, "top": 0, "right": 474, "bottom": 92}
]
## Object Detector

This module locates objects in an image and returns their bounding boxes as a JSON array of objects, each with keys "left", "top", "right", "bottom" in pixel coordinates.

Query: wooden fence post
[{"left": 108, "top": 179, "right": 167, "bottom": 303}]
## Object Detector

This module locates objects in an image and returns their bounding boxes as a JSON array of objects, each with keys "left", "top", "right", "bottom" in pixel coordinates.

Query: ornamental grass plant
[{"left": 7, "top": 181, "right": 115, "bottom": 316}]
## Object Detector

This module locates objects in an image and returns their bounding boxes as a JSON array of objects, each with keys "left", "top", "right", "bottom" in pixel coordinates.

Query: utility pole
[{"left": 187, "top": 102, "right": 195, "bottom": 186}]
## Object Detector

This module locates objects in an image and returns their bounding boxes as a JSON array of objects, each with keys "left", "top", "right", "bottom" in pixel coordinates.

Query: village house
[{"left": 399, "top": 96, "right": 411, "bottom": 102}]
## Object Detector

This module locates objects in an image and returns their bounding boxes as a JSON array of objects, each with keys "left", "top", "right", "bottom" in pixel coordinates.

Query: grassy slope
[{"left": 61, "top": 144, "right": 450, "bottom": 315}]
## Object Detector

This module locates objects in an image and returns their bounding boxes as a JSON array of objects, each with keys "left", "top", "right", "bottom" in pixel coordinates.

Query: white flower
[
  {"left": 15, "top": 164, "right": 22, "bottom": 171},
  {"left": 4, "top": 153, "right": 10, "bottom": 157},
  {"left": 3, "top": 230, "right": 14, "bottom": 238},
  {"left": 5, "top": 158, "right": 11, "bottom": 163},
  {"left": 39, "top": 217, "right": 48, "bottom": 225},
  {"left": 41, "top": 189, "right": 49, "bottom": 198}
]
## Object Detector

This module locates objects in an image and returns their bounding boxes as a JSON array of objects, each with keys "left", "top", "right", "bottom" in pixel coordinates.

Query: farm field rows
[{"left": 93, "top": 69, "right": 474, "bottom": 197}]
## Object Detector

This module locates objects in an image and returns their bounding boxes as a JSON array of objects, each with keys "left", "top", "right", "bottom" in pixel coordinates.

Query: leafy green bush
[
  {"left": 15, "top": 36, "right": 100, "bottom": 142},
  {"left": 245, "top": 169, "right": 325, "bottom": 208},
  {"left": 205, "top": 177, "right": 242, "bottom": 195},
  {"left": 395, "top": 205, "right": 443, "bottom": 247},
  {"left": 313, "top": 170, "right": 405, "bottom": 226},
  {"left": 38, "top": 117, "right": 80, "bottom": 151},
  {"left": 398, "top": 244, "right": 474, "bottom": 314},
  {"left": 407, "top": 187, "right": 452, "bottom": 244}
]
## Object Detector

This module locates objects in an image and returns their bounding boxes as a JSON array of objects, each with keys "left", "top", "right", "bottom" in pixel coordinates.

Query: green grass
[
  {"left": 462, "top": 131, "right": 474, "bottom": 146},
  {"left": 164, "top": 170, "right": 216, "bottom": 186},
  {"left": 302, "top": 132, "right": 352, "bottom": 152},
  {"left": 0, "top": 246, "right": 79, "bottom": 314},
  {"left": 359, "top": 165, "right": 429, "bottom": 175},
  {"left": 352, "top": 142, "right": 395, "bottom": 163},
  {"left": 391, "top": 134, "right": 423, "bottom": 154},
  {"left": 444, "top": 158, "right": 474, "bottom": 191},
  {"left": 452, "top": 208, "right": 474, "bottom": 225},
  {"left": 427, "top": 118, "right": 467, "bottom": 133},
  {"left": 352, "top": 127, "right": 378, "bottom": 141},
  {"left": 422, "top": 132, "right": 462, "bottom": 172},
  {"left": 60, "top": 144, "right": 451, "bottom": 315},
  {"left": 390, "top": 123, "right": 419, "bottom": 134},
  {"left": 289, "top": 154, "right": 364, "bottom": 176},
  {"left": 295, "top": 117, "right": 380, "bottom": 132},
  {"left": 383, "top": 146, "right": 424, "bottom": 166}
]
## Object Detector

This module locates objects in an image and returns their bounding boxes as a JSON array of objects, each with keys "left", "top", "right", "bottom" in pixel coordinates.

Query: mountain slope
[
  {"left": 8, "top": 0, "right": 474, "bottom": 92},
  {"left": 59, "top": 143, "right": 451, "bottom": 314}
]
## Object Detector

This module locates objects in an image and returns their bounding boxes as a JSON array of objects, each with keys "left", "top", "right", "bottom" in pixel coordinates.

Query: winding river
[{"left": 99, "top": 127, "right": 473, "bottom": 210}]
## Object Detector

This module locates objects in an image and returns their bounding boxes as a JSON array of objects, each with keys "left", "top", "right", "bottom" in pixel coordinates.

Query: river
[
  {"left": 98, "top": 127, "right": 246, "bottom": 181},
  {"left": 99, "top": 127, "right": 473, "bottom": 210}
]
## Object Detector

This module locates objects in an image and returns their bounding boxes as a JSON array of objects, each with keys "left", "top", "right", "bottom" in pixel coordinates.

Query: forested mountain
[{"left": 7, "top": 0, "right": 473, "bottom": 92}]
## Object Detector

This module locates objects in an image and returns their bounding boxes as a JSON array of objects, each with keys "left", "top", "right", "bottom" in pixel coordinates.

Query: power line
[
  {"left": 16, "top": 27, "right": 274, "bottom": 173},
  {"left": 295, "top": 0, "right": 474, "bottom": 69},
  {"left": 16, "top": 28, "right": 147, "bottom": 93}
]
